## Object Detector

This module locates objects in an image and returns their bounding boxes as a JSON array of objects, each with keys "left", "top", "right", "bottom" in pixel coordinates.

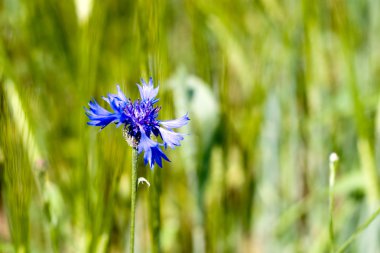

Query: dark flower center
[{"left": 122, "top": 99, "right": 161, "bottom": 143}]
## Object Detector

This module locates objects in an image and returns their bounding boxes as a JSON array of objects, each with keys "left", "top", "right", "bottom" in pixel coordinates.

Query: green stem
[
  {"left": 329, "top": 198, "right": 335, "bottom": 252},
  {"left": 329, "top": 155, "right": 337, "bottom": 253},
  {"left": 129, "top": 148, "right": 138, "bottom": 253}
]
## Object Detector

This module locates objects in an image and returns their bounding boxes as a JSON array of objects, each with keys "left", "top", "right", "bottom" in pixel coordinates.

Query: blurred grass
[{"left": 1, "top": 0, "right": 380, "bottom": 252}]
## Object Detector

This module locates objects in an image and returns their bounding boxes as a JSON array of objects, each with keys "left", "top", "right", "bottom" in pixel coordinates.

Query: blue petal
[
  {"left": 137, "top": 77, "right": 159, "bottom": 101},
  {"left": 85, "top": 99, "right": 118, "bottom": 129},
  {"left": 150, "top": 145, "right": 169, "bottom": 169},
  {"left": 159, "top": 113, "right": 190, "bottom": 129},
  {"left": 116, "top": 85, "right": 127, "bottom": 102},
  {"left": 108, "top": 95, "right": 123, "bottom": 112},
  {"left": 138, "top": 130, "right": 157, "bottom": 154},
  {"left": 158, "top": 127, "right": 185, "bottom": 149},
  {"left": 102, "top": 85, "right": 128, "bottom": 108},
  {"left": 138, "top": 129, "right": 169, "bottom": 169}
]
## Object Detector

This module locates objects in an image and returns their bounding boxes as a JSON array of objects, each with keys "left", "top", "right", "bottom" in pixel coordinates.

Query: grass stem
[{"left": 329, "top": 153, "right": 339, "bottom": 253}]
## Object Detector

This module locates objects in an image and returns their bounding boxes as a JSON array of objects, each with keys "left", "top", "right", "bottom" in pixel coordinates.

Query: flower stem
[{"left": 129, "top": 147, "right": 138, "bottom": 253}]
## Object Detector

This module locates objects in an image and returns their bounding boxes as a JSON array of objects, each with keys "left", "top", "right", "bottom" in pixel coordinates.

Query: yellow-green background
[{"left": 1, "top": 0, "right": 380, "bottom": 252}]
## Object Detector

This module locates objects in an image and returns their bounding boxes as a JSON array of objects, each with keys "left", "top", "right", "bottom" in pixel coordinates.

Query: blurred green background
[{"left": 1, "top": 0, "right": 380, "bottom": 252}]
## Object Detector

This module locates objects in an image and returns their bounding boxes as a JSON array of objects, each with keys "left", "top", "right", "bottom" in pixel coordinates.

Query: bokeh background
[{"left": 1, "top": 0, "right": 380, "bottom": 252}]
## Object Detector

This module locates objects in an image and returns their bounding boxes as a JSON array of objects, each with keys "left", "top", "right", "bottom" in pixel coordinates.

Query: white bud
[
  {"left": 75, "top": 0, "right": 93, "bottom": 24},
  {"left": 329, "top": 152, "right": 339, "bottom": 163}
]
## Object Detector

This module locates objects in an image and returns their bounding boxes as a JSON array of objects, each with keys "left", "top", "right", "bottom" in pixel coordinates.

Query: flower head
[{"left": 85, "top": 78, "right": 189, "bottom": 169}]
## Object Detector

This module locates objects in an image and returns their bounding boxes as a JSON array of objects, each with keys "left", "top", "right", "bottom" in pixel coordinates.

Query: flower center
[{"left": 122, "top": 99, "right": 160, "bottom": 143}]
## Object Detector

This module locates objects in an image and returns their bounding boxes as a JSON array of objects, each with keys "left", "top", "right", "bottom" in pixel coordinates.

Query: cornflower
[{"left": 85, "top": 78, "right": 189, "bottom": 168}]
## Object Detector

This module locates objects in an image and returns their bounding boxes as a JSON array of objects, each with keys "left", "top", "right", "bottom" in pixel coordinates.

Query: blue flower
[{"left": 85, "top": 77, "right": 190, "bottom": 169}]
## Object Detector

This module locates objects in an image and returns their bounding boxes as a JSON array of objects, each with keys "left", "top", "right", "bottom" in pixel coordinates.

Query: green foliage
[{"left": 1, "top": 0, "right": 380, "bottom": 252}]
